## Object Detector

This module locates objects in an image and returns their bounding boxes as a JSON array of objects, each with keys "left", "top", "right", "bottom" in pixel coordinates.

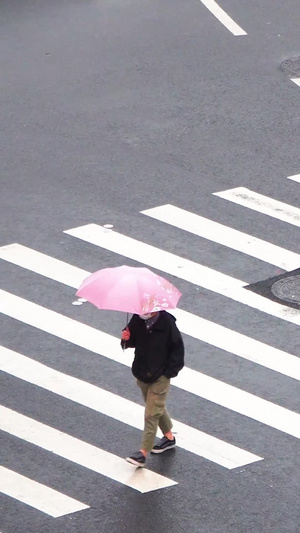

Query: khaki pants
[{"left": 137, "top": 375, "right": 173, "bottom": 452}]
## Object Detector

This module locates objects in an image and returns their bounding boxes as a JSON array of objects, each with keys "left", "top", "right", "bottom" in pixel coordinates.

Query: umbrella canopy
[{"left": 76, "top": 265, "right": 181, "bottom": 314}]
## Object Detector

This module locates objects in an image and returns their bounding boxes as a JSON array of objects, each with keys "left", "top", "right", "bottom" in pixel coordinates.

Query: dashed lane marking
[{"left": 199, "top": 0, "right": 247, "bottom": 36}]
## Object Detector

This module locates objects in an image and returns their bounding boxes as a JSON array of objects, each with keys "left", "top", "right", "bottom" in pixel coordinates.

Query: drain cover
[
  {"left": 280, "top": 56, "right": 300, "bottom": 77},
  {"left": 244, "top": 268, "right": 300, "bottom": 310},
  {"left": 271, "top": 275, "right": 300, "bottom": 304}
]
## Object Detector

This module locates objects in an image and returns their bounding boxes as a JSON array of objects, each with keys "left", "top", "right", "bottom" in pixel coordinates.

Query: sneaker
[
  {"left": 151, "top": 436, "right": 176, "bottom": 454},
  {"left": 126, "top": 451, "right": 146, "bottom": 467}
]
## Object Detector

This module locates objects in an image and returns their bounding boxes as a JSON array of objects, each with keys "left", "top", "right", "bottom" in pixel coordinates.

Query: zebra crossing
[
  {"left": 1, "top": 182, "right": 300, "bottom": 519},
  {"left": 141, "top": 203, "right": 300, "bottom": 270},
  {"left": 2, "top": 289, "right": 300, "bottom": 438},
  {"left": 2, "top": 244, "right": 300, "bottom": 379},
  {"left": 0, "top": 346, "right": 260, "bottom": 469},
  {"left": 0, "top": 405, "right": 177, "bottom": 494},
  {"left": 63, "top": 223, "right": 300, "bottom": 325},
  {"left": 0, "top": 466, "right": 89, "bottom": 518},
  {"left": 288, "top": 174, "right": 300, "bottom": 184},
  {"left": 213, "top": 187, "right": 300, "bottom": 228}
]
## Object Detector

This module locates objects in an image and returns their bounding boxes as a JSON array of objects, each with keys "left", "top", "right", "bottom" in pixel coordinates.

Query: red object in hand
[{"left": 121, "top": 328, "right": 130, "bottom": 341}]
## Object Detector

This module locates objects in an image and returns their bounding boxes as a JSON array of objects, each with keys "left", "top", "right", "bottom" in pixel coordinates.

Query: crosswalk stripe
[
  {"left": 0, "top": 405, "right": 177, "bottom": 493},
  {"left": 1, "top": 244, "right": 300, "bottom": 380},
  {"left": 287, "top": 174, "right": 300, "bottom": 184},
  {"left": 0, "top": 243, "right": 86, "bottom": 288},
  {"left": 141, "top": 204, "right": 300, "bottom": 271},
  {"left": 1, "top": 290, "right": 300, "bottom": 441},
  {"left": 173, "top": 308, "right": 300, "bottom": 381},
  {"left": 63, "top": 224, "right": 300, "bottom": 325},
  {"left": 0, "top": 466, "right": 89, "bottom": 517},
  {"left": 213, "top": 187, "right": 300, "bottom": 228},
  {"left": 291, "top": 78, "right": 300, "bottom": 87},
  {"left": 0, "top": 346, "right": 262, "bottom": 469}
]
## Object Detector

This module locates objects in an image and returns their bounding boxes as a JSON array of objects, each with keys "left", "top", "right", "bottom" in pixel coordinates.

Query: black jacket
[{"left": 121, "top": 311, "right": 184, "bottom": 383}]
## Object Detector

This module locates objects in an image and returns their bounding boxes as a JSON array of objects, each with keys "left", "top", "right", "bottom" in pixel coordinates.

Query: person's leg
[
  {"left": 151, "top": 406, "right": 176, "bottom": 454},
  {"left": 158, "top": 408, "right": 173, "bottom": 438},
  {"left": 136, "top": 378, "right": 148, "bottom": 403},
  {"left": 125, "top": 380, "right": 150, "bottom": 466},
  {"left": 141, "top": 375, "right": 171, "bottom": 455},
  {"left": 126, "top": 377, "right": 173, "bottom": 466}
]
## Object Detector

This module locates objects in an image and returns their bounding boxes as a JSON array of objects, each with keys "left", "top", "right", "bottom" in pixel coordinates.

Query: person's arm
[{"left": 164, "top": 323, "right": 184, "bottom": 378}]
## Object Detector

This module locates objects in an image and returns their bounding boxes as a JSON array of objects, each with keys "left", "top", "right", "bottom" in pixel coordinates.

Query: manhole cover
[
  {"left": 280, "top": 56, "right": 300, "bottom": 77},
  {"left": 271, "top": 275, "right": 300, "bottom": 304}
]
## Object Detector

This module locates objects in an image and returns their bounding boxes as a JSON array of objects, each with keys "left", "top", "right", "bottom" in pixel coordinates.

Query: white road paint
[
  {"left": 291, "top": 78, "right": 300, "bottom": 87},
  {"left": 64, "top": 224, "right": 300, "bottom": 325},
  {"left": 0, "top": 466, "right": 89, "bottom": 517},
  {"left": 1, "top": 244, "right": 300, "bottom": 380},
  {"left": 1, "top": 291, "right": 300, "bottom": 441},
  {"left": 173, "top": 308, "right": 300, "bottom": 381},
  {"left": 0, "top": 405, "right": 177, "bottom": 493},
  {"left": 0, "top": 244, "right": 87, "bottom": 288},
  {"left": 0, "top": 346, "right": 261, "bottom": 469},
  {"left": 141, "top": 204, "right": 300, "bottom": 271},
  {"left": 287, "top": 174, "right": 300, "bottom": 183},
  {"left": 199, "top": 0, "right": 247, "bottom": 36},
  {"left": 213, "top": 187, "right": 300, "bottom": 228}
]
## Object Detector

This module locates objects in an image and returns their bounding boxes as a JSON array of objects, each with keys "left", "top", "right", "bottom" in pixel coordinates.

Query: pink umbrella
[{"left": 76, "top": 265, "right": 181, "bottom": 314}]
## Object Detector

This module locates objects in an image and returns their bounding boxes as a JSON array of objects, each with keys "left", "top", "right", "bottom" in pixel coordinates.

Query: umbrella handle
[
  {"left": 122, "top": 312, "right": 129, "bottom": 352},
  {"left": 123, "top": 313, "right": 128, "bottom": 352}
]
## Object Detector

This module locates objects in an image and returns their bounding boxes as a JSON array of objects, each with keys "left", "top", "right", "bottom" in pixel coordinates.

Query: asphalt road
[{"left": 1, "top": 0, "right": 300, "bottom": 532}]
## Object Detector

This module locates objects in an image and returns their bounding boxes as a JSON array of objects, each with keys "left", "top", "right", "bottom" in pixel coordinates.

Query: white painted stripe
[
  {"left": 173, "top": 308, "right": 300, "bottom": 381},
  {"left": 213, "top": 187, "right": 300, "bottom": 228},
  {"left": 287, "top": 174, "right": 300, "bottom": 183},
  {"left": 0, "top": 243, "right": 88, "bottom": 289},
  {"left": 0, "top": 466, "right": 88, "bottom": 517},
  {"left": 64, "top": 224, "right": 300, "bottom": 326},
  {"left": 0, "top": 405, "right": 177, "bottom": 493},
  {"left": 0, "top": 289, "right": 134, "bottom": 368},
  {"left": 199, "top": 0, "right": 247, "bottom": 36},
  {"left": 1, "top": 291, "right": 300, "bottom": 441},
  {"left": 175, "top": 367, "right": 300, "bottom": 440},
  {"left": 291, "top": 78, "right": 300, "bottom": 87},
  {"left": 2, "top": 244, "right": 300, "bottom": 380},
  {"left": 0, "top": 346, "right": 262, "bottom": 469},
  {"left": 141, "top": 204, "right": 300, "bottom": 271}
]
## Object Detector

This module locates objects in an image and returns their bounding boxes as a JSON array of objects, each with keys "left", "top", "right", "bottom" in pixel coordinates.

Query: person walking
[{"left": 121, "top": 310, "right": 184, "bottom": 467}]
